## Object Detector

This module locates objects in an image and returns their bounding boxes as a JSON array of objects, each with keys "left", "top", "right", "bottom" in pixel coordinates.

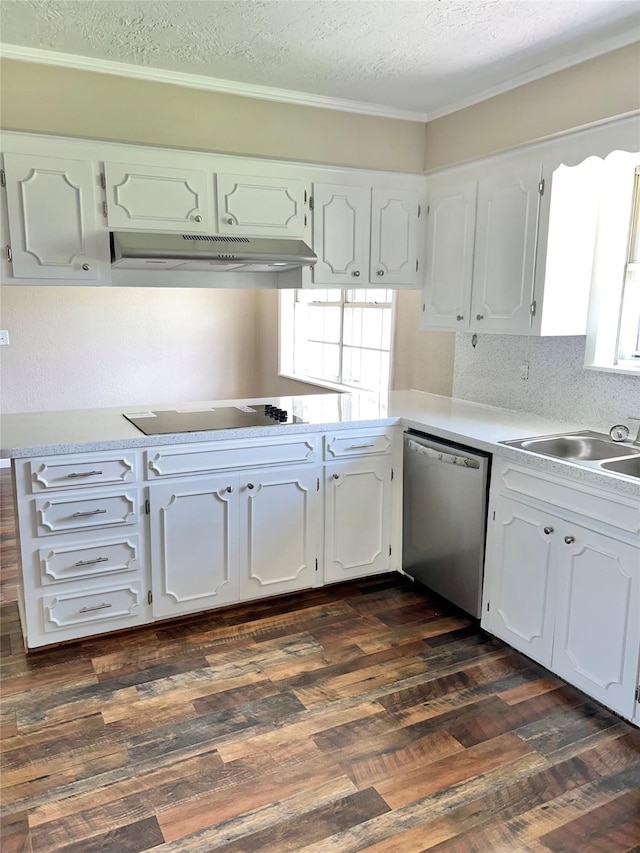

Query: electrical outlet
[
  {"left": 520, "top": 361, "right": 529, "bottom": 380},
  {"left": 0, "top": 330, "right": 9, "bottom": 346}
]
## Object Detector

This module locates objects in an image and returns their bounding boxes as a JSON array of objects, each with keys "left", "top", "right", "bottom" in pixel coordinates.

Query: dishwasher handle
[{"left": 406, "top": 438, "right": 480, "bottom": 469}]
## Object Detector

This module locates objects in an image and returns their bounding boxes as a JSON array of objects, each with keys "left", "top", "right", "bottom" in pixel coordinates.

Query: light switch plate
[{"left": 0, "top": 330, "right": 9, "bottom": 346}]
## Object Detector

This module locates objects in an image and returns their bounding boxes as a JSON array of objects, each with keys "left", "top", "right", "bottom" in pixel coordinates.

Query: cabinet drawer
[
  {"left": 39, "top": 535, "right": 140, "bottom": 585},
  {"left": 494, "top": 458, "right": 640, "bottom": 536},
  {"left": 35, "top": 491, "right": 138, "bottom": 536},
  {"left": 324, "top": 429, "right": 394, "bottom": 460},
  {"left": 42, "top": 581, "right": 143, "bottom": 633},
  {"left": 28, "top": 453, "right": 136, "bottom": 492},
  {"left": 146, "top": 436, "right": 319, "bottom": 478}
]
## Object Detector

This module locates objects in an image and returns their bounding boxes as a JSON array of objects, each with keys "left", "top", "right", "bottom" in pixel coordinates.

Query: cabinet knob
[
  {"left": 225, "top": 486, "right": 233, "bottom": 493},
  {"left": 377, "top": 269, "right": 385, "bottom": 277},
  {"left": 247, "top": 483, "right": 255, "bottom": 490},
  {"left": 194, "top": 214, "right": 203, "bottom": 223},
  {"left": 332, "top": 473, "right": 340, "bottom": 480},
  {"left": 82, "top": 263, "right": 90, "bottom": 271},
  {"left": 352, "top": 270, "right": 361, "bottom": 277},
  {"left": 564, "top": 535, "right": 575, "bottom": 544},
  {"left": 476, "top": 314, "right": 484, "bottom": 321},
  {"left": 226, "top": 217, "right": 234, "bottom": 225},
  {"left": 456, "top": 315, "right": 464, "bottom": 321},
  {"left": 543, "top": 526, "right": 554, "bottom": 535}
]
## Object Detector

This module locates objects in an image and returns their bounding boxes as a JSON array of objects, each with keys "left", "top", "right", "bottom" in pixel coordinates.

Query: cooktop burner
[{"left": 123, "top": 404, "right": 303, "bottom": 436}]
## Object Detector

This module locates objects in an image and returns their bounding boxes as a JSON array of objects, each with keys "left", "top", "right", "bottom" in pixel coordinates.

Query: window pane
[
  {"left": 303, "top": 341, "right": 340, "bottom": 382},
  {"left": 343, "top": 306, "right": 362, "bottom": 346},
  {"left": 307, "top": 305, "right": 341, "bottom": 343}
]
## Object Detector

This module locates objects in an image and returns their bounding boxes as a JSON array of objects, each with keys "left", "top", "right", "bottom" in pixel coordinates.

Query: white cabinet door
[
  {"left": 421, "top": 178, "right": 476, "bottom": 330},
  {"left": 3, "top": 153, "right": 109, "bottom": 283},
  {"left": 149, "top": 476, "right": 239, "bottom": 618},
  {"left": 104, "top": 161, "right": 211, "bottom": 232},
  {"left": 238, "top": 466, "right": 320, "bottom": 601},
  {"left": 312, "top": 183, "right": 370, "bottom": 285},
  {"left": 324, "top": 455, "right": 392, "bottom": 583},
  {"left": 482, "top": 496, "right": 556, "bottom": 666},
  {"left": 216, "top": 174, "right": 306, "bottom": 237},
  {"left": 471, "top": 163, "right": 541, "bottom": 332},
  {"left": 553, "top": 523, "right": 640, "bottom": 719},
  {"left": 370, "top": 188, "right": 419, "bottom": 286}
]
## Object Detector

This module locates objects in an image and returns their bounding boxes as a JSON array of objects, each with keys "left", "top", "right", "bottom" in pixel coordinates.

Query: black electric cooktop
[{"left": 123, "top": 404, "right": 303, "bottom": 436}]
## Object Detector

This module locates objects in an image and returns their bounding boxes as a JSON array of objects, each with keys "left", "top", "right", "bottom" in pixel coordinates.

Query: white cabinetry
[
  {"left": 104, "top": 161, "right": 212, "bottom": 232},
  {"left": 216, "top": 173, "right": 307, "bottom": 237},
  {"left": 482, "top": 458, "right": 640, "bottom": 721},
  {"left": 2, "top": 152, "right": 110, "bottom": 284},
  {"left": 12, "top": 450, "right": 149, "bottom": 649},
  {"left": 312, "top": 184, "right": 421, "bottom": 287},
  {"left": 323, "top": 427, "right": 399, "bottom": 583}
]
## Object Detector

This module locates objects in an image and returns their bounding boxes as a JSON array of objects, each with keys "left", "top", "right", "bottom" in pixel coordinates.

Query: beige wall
[{"left": 425, "top": 43, "right": 640, "bottom": 171}]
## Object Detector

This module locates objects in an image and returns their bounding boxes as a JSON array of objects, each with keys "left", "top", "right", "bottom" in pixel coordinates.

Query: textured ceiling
[{"left": 1, "top": 0, "right": 639, "bottom": 118}]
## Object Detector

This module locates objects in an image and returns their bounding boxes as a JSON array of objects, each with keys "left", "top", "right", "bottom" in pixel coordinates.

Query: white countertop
[{"left": 2, "top": 390, "right": 639, "bottom": 497}]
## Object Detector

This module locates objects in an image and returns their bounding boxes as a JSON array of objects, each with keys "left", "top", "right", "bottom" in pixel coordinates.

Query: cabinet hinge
[
  {"left": 304, "top": 189, "right": 307, "bottom": 204},
  {"left": 418, "top": 203, "right": 421, "bottom": 218},
  {"left": 487, "top": 600, "right": 491, "bottom": 612},
  {"left": 538, "top": 179, "right": 545, "bottom": 196},
  {"left": 530, "top": 300, "right": 537, "bottom": 317},
  {"left": 100, "top": 173, "right": 106, "bottom": 190},
  {"left": 416, "top": 259, "right": 419, "bottom": 272},
  {"left": 309, "top": 196, "right": 314, "bottom": 211},
  {"left": 426, "top": 205, "right": 430, "bottom": 215},
  {"left": 636, "top": 685, "right": 640, "bottom": 703},
  {"left": 304, "top": 213, "right": 307, "bottom": 227},
  {"left": 317, "top": 477, "right": 320, "bottom": 491},
  {"left": 315, "top": 558, "right": 318, "bottom": 572},
  {"left": 391, "top": 467, "right": 394, "bottom": 481},
  {"left": 6, "top": 245, "right": 12, "bottom": 263},
  {"left": 0, "top": 169, "right": 5, "bottom": 188},
  {"left": 144, "top": 499, "right": 150, "bottom": 515},
  {"left": 492, "top": 510, "right": 496, "bottom": 521},
  {"left": 389, "top": 545, "right": 392, "bottom": 556},
  {"left": 102, "top": 201, "right": 108, "bottom": 218},
  {"left": 422, "top": 303, "right": 426, "bottom": 312},
  {"left": 147, "top": 590, "right": 153, "bottom": 605}
]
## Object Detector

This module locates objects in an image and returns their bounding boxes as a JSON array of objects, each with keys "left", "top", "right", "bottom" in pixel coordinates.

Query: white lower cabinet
[
  {"left": 324, "top": 455, "right": 393, "bottom": 583},
  {"left": 482, "top": 459, "right": 640, "bottom": 721}
]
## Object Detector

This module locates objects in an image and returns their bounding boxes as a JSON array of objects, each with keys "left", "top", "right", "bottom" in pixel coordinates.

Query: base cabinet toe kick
[{"left": 11, "top": 426, "right": 403, "bottom": 650}]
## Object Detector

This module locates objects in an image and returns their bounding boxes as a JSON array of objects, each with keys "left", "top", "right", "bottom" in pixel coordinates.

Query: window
[
  {"left": 584, "top": 151, "right": 640, "bottom": 374},
  {"left": 279, "top": 288, "right": 394, "bottom": 394}
]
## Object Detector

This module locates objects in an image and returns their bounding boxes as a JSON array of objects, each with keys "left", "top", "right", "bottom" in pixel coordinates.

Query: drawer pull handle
[
  {"left": 348, "top": 443, "right": 375, "bottom": 450},
  {"left": 72, "top": 508, "right": 107, "bottom": 518},
  {"left": 67, "top": 470, "right": 103, "bottom": 478},
  {"left": 79, "top": 602, "right": 113, "bottom": 614},
  {"left": 74, "top": 556, "right": 109, "bottom": 567}
]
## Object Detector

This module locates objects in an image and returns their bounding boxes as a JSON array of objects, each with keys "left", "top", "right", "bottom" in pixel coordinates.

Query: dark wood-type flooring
[{"left": 1, "top": 468, "right": 639, "bottom": 852}]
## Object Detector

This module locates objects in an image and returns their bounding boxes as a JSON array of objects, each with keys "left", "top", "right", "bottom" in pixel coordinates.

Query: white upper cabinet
[
  {"left": 421, "top": 178, "right": 476, "bottom": 329},
  {"left": 216, "top": 173, "right": 307, "bottom": 238},
  {"left": 311, "top": 184, "right": 370, "bottom": 285},
  {"left": 2, "top": 153, "right": 110, "bottom": 284},
  {"left": 471, "top": 162, "right": 542, "bottom": 333},
  {"left": 104, "top": 161, "right": 212, "bottom": 232},
  {"left": 312, "top": 183, "right": 421, "bottom": 287}
]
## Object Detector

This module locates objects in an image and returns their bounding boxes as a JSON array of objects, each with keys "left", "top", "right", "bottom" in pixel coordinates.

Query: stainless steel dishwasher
[{"left": 402, "top": 429, "right": 491, "bottom": 618}]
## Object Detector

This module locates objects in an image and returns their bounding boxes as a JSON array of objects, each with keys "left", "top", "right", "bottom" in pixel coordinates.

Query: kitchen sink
[
  {"left": 501, "top": 430, "right": 640, "bottom": 480},
  {"left": 513, "top": 434, "right": 639, "bottom": 461},
  {"left": 600, "top": 456, "right": 640, "bottom": 477}
]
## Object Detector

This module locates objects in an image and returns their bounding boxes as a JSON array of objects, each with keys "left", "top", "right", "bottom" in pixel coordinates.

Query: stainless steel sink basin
[
  {"left": 501, "top": 430, "right": 640, "bottom": 480},
  {"left": 600, "top": 456, "right": 640, "bottom": 477},
  {"left": 516, "top": 434, "right": 639, "bottom": 461}
]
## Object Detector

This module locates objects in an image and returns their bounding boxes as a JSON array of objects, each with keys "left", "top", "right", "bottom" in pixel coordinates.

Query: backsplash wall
[{"left": 452, "top": 333, "right": 639, "bottom": 432}]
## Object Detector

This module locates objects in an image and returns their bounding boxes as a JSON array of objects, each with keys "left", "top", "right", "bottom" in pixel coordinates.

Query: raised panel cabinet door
[
  {"left": 238, "top": 465, "right": 320, "bottom": 601},
  {"left": 324, "top": 456, "right": 392, "bottom": 583},
  {"left": 104, "top": 162, "right": 211, "bottom": 232},
  {"left": 216, "top": 174, "right": 306, "bottom": 237},
  {"left": 471, "top": 162, "right": 542, "bottom": 332},
  {"left": 3, "top": 153, "right": 107, "bottom": 282},
  {"left": 312, "top": 183, "right": 370, "bottom": 285},
  {"left": 370, "top": 188, "right": 419, "bottom": 286},
  {"left": 149, "top": 477, "right": 240, "bottom": 618},
  {"left": 482, "top": 496, "right": 556, "bottom": 666},
  {"left": 552, "top": 525, "right": 640, "bottom": 719},
  {"left": 421, "top": 179, "right": 476, "bottom": 330}
]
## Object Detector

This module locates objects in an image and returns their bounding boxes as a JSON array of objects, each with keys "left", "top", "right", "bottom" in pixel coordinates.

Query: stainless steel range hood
[{"left": 111, "top": 232, "right": 317, "bottom": 272}]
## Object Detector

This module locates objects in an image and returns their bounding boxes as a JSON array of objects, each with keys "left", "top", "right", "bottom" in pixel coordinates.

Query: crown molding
[
  {"left": 426, "top": 31, "right": 640, "bottom": 121},
  {"left": 0, "top": 44, "right": 429, "bottom": 123},
  {"left": 1, "top": 31, "right": 638, "bottom": 126}
]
